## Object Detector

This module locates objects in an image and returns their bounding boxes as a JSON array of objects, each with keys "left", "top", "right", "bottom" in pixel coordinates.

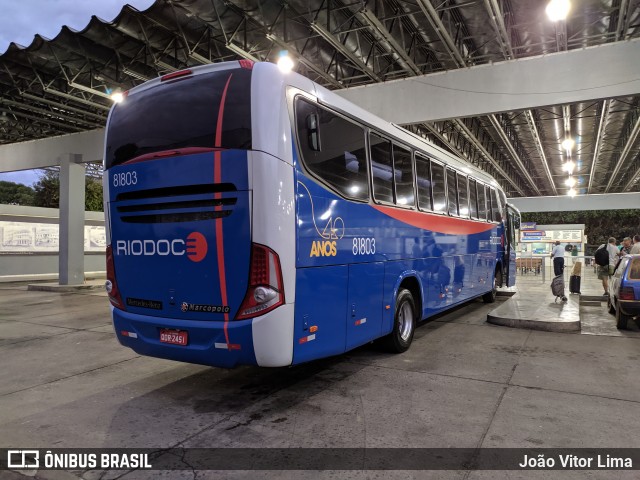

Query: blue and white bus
[{"left": 103, "top": 60, "right": 520, "bottom": 368}]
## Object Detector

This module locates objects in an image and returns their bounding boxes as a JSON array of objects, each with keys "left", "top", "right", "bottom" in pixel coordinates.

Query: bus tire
[
  {"left": 381, "top": 289, "right": 416, "bottom": 353},
  {"left": 482, "top": 268, "right": 501, "bottom": 303}
]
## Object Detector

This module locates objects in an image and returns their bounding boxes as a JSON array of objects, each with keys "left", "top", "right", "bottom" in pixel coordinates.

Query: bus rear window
[{"left": 105, "top": 68, "right": 252, "bottom": 169}]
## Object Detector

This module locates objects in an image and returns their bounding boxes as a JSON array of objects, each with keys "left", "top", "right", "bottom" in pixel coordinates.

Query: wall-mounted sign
[
  {"left": 0, "top": 221, "right": 105, "bottom": 253},
  {"left": 520, "top": 229, "right": 583, "bottom": 243},
  {"left": 520, "top": 222, "right": 537, "bottom": 230}
]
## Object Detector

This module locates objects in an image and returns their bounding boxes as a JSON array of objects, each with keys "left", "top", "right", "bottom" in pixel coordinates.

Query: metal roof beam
[
  {"left": 452, "top": 118, "right": 527, "bottom": 196},
  {"left": 42, "top": 87, "right": 111, "bottom": 112},
  {"left": 483, "top": 0, "right": 515, "bottom": 59},
  {"left": 421, "top": 122, "right": 501, "bottom": 185},
  {"left": 487, "top": 114, "right": 541, "bottom": 194},
  {"left": 20, "top": 92, "right": 106, "bottom": 122},
  {"left": 336, "top": 38, "right": 640, "bottom": 123},
  {"left": 356, "top": 8, "right": 421, "bottom": 76},
  {"left": 587, "top": 100, "right": 611, "bottom": 193},
  {"left": 0, "top": 97, "right": 103, "bottom": 129},
  {"left": 524, "top": 109, "right": 557, "bottom": 195},
  {"left": 616, "top": 0, "right": 630, "bottom": 41},
  {"left": 414, "top": 0, "right": 466, "bottom": 68},
  {"left": 604, "top": 110, "right": 640, "bottom": 192},
  {"left": 265, "top": 33, "right": 342, "bottom": 88},
  {"left": 309, "top": 21, "right": 382, "bottom": 82},
  {"left": 0, "top": 129, "right": 105, "bottom": 172},
  {"left": 622, "top": 162, "right": 640, "bottom": 191},
  {"left": 0, "top": 107, "right": 82, "bottom": 133},
  {"left": 511, "top": 192, "right": 640, "bottom": 213}
]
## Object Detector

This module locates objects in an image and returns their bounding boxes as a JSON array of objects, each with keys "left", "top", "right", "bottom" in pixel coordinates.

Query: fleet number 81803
[
  {"left": 353, "top": 237, "right": 375, "bottom": 255},
  {"left": 113, "top": 171, "right": 138, "bottom": 187}
]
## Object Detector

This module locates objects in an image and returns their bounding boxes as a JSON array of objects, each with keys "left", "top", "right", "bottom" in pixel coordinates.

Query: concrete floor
[{"left": 1, "top": 278, "right": 639, "bottom": 480}]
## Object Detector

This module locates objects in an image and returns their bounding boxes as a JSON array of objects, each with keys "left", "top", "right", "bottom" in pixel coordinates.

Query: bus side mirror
[
  {"left": 307, "top": 114, "right": 321, "bottom": 151},
  {"left": 513, "top": 216, "right": 521, "bottom": 229}
]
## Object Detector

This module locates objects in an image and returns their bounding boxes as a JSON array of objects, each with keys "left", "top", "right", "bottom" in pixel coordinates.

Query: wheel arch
[{"left": 396, "top": 274, "right": 423, "bottom": 322}]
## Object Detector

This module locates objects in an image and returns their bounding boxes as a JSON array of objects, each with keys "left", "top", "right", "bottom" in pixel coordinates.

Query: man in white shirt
[
  {"left": 629, "top": 235, "right": 640, "bottom": 255},
  {"left": 550, "top": 241, "right": 565, "bottom": 276},
  {"left": 598, "top": 237, "right": 619, "bottom": 296}
]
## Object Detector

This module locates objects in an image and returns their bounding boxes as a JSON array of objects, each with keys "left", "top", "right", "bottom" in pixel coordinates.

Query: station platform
[
  {"left": 27, "top": 279, "right": 106, "bottom": 293},
  {"left": 489, "top": 266, "right": 608, "bottom": 332}
]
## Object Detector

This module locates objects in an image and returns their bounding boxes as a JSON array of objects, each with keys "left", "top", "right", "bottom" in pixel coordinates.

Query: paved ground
[{"left": 1, "top": 275, "right": 639, "bottom": 480}]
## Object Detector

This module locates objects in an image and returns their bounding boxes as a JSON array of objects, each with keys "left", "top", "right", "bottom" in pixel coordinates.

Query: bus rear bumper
[{"left": 111, "top": 307, "right": 260, "bottom": 368}]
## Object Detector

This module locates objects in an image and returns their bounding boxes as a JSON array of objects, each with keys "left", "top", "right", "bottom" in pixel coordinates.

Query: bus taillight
[
  {"left": 161, "top": 69, "right": 193, "bottom": 82},
  {"left": 105, "top": 245, "right": 125, "bottom": 310},
  {"left": 238, "top": 59, "right": 254, "bottom": 69},
  {"left": 235, "top": 243, "right": 284, "bottom": 320}
]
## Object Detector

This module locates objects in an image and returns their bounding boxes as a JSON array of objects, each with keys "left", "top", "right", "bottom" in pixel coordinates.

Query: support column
[{"left": 59, "top": 154, "right": 85, "bottom": 285}]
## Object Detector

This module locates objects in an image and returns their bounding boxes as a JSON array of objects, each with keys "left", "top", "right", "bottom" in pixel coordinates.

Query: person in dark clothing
[{"left": 551, "top": 240, "right": 565, "bottom": 276}]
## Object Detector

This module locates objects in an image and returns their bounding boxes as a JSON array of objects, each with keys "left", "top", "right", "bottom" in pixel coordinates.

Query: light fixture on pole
[{"left": 546, "top": 0, "right": 571, "bottom": 21}]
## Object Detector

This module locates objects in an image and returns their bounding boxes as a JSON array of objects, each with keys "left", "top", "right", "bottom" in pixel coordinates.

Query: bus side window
[
  {"left": 393, "top": 144, "right": 415, "bottom": 207},
  {"left": 468, "top": 178, "right": 478, "bottom": 219},
  {"left": 306, "top": 114, "right": 321, "bottom": 151},
  {"left": 458, "top": 174, "right": 469, "bottom": 218},
  {"left": 295, "top": 97, "right": 369, "bottom": 201},
  {"left": 499, "top": 190, "right": 507, "bottom": 221},
  {"left": 484, "top": 185, "right": 493, "bottom": 222},
  {"left": 446, "top": 168, "right": 458, "bottom": 216},
  {"left": 477, "top": 183, "right": 487, "bottom": 220},
  {"left": 415, "top": 153, "right": 432, "bottom": 211},
  {"left": 431, "top": 161, "right": 446, "bottom": 213},
  {"left": 370, "top": 133, "right": 394, "bottom": 204},
  {"left": 490, "top": 188, "right": 501, "bottom": 222}
]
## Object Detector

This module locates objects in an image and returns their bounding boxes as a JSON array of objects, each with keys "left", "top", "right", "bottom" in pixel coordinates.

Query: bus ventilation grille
[{"left": 115, "top": 183, "right": 237, "bottom": 224}]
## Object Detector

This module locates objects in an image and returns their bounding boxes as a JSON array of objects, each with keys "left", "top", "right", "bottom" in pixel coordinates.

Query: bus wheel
[
  {"left": 382, "top": 289, "right": 416, "bottom": 353},
  {"left": 482, "top": 268, "right": 501, "bottom": 304}
]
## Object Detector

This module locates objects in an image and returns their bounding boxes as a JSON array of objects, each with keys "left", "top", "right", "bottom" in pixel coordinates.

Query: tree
[
  {"left": 0, "top": 180, "right": 35, "bottom": 206},
  {"left": 32, "top": 169, "right": 104, "bottom": 212},
  {"left": 85, "top": 178, "right": 104, "bottom": 212},
  {"left": 32, "top": 170, "right": 60, "bottom": 208}
]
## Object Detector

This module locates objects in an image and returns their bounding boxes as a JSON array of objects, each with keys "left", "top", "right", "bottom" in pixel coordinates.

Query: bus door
[{"left": 346, "top": 262, "right": 385, "bottom": 350}]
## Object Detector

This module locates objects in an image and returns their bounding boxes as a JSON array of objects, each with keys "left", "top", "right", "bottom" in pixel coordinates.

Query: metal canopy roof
[{"left": 0, "top": 0, "right": 639, "bottom": 198}]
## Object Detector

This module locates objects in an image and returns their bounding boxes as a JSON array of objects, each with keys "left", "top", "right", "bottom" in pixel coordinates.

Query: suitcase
[
  {"left": 551, "top": 275, "right": 567, "bottom": 302},
  {"left": 569, "top": 274, "right": 581, "bottom": 294}
]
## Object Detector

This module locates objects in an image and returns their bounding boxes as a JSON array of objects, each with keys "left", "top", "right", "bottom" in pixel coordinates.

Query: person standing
[
  {"left": 599, "top": 237, "right": 619, "bottom": 296},
  {"left": 630, "top": 235, "right": 640, "bottom": 254},
  {"left": 619, "top": 237, "right": 632, "bottom": 256},
  {"left": 551, "top": 241, "right": 565, "bottom": 276}
]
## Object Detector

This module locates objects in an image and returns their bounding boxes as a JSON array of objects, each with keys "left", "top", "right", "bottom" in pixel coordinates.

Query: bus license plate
[{"left": 159, "top": 329, "right": 188, "bottom": 346}]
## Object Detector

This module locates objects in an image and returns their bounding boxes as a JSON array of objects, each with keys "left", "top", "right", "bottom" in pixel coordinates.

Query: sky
[
  {"left": 0, "top": 0, "right": 155, "bottom": 53},
  {"left": 0, "top": 0, "right": 156, "bottom": 185}
]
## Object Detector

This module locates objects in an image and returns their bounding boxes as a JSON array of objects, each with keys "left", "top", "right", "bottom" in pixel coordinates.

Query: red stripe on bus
[
  {"left": 372, "top": 205, "right": 496, "bottom": 235},
  {"left": 214, "top": 73, "right": 234, "bottom": 345}
]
